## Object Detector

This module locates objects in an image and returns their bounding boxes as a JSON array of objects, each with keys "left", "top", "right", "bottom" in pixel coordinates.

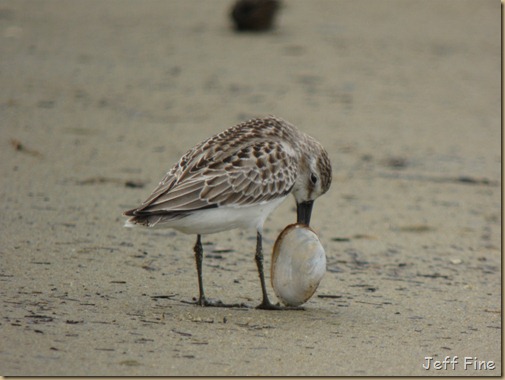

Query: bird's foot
[
  {"left": 182, "top": 296, "right": 249, "bottom": 308},
  {"left": 256, "top": 299, "right": 304, "bottom": 311}
]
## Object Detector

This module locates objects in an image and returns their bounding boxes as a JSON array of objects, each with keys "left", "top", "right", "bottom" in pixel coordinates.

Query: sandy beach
[{"left": 0, "top": 0, "right": 501, "bottom": 376}]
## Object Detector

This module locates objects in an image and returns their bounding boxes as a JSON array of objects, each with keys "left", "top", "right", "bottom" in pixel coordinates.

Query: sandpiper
[{"left": 124, "top": 115, "right": 332, "bottom": 309}]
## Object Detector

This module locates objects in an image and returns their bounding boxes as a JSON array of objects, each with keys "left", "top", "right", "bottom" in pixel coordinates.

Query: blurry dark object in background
[{"left": 230, "top": 0, "right": 281, "bottom": 32}]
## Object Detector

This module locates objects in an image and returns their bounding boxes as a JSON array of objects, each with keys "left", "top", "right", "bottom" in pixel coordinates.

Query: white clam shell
[{"left": 271, "top": 224, "right": 326, "bottom": 306}]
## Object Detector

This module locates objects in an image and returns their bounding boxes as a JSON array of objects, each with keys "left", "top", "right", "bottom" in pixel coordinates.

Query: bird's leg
[
  {"left": 188, "top": 234, "right": 248, "bottom": 308},
  {"left": 255, "top": 231, "right": 281, "bottom": 310},
  {"left": 254, "top": 231, "right": 305, "bottom": 311},
  {"left": 193, "top": 234, "right": 207, "bottom": 306}
]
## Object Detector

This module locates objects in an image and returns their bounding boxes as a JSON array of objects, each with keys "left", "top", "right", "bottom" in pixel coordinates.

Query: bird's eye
[{"left": 310, "top": 173, "right": 318, "bottom": 185}]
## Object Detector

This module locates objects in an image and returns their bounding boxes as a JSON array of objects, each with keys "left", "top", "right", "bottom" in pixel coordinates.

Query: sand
[{"left": 0, "top": 0, "right": 501, "bottom": 376}]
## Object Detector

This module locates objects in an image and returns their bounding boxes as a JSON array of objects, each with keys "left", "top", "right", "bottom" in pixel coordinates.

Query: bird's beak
[{"left": 297, "top": 200, "right": 314, "bottom": 226}]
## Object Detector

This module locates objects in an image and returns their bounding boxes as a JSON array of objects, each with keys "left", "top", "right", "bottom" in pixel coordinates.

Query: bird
[
  {"left": 124, "top": 115, "right": 332, "bottom": 309},
  {"left": 230, "top": 0, "right": 281, "bottom": 32}
]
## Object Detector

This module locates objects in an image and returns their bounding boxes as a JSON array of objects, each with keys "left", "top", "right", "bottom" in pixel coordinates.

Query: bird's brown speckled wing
[{"left": 127, "top": 139, "right": 298, "bottom": 216}]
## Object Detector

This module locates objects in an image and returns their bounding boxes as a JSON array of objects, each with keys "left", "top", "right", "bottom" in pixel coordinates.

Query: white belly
[{"left": 126, "top": 196, "right": 288, "bottom": 235}]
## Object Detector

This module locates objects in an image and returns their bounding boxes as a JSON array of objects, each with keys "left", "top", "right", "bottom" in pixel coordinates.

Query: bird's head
[{"left": 292, "top": 140, "right": 332, "bottom": 226}]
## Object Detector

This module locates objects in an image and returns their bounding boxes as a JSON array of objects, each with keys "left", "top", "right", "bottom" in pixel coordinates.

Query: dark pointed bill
[{"left": 297, "top": 200, "right": 314, "bottom": 226}]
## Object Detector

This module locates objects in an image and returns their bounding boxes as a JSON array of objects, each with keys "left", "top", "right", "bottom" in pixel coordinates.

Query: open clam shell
[{"left": 271, "top": 223, "right": 326, "bottom": 307}]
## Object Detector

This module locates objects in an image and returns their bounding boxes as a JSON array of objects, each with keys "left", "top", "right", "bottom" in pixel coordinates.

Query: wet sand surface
[{"left": 0, "top": 0, "right": 500, "bottom": 376}]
